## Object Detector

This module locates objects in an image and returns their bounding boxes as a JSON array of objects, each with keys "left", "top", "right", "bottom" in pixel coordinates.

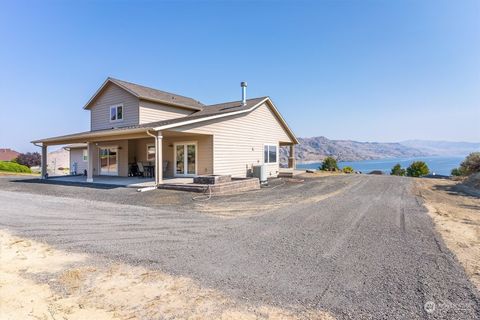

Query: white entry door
[
  {"left": 174, "top": 142, "right": 197, "bottom": 177},
  {"left": 99, "top": 147, "right": 118, "bottom": 176}
]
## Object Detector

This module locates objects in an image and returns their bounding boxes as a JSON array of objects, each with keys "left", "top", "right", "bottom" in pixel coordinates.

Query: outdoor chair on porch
[{"left": 137, "top": 162, "right": 146, "bottom": 178}]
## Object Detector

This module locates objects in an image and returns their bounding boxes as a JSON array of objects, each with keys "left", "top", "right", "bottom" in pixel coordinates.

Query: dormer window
[{"left": 110, "top": 105, "right": 123, "bottom": 122}]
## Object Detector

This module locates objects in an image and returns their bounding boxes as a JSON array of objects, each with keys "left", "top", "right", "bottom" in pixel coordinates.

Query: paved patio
[
  {"left": 48, "top": 175, "right": 194, "bottom": 188},
  {"left": 48, "top": 175, "right": 155, "bottom": 187}
]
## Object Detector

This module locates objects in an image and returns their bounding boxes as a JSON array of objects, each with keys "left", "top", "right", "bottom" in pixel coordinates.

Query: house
[
  {"left": 32, "top": 78, "right": 298, "bottom": 184},
  {"left": 0, "top": 148, "right": 20, "bottom": 162}
]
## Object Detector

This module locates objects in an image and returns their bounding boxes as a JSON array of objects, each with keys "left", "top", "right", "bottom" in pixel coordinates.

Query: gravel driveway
[{"left": 0, "top": 174, "right": 479, "bottom": 319}]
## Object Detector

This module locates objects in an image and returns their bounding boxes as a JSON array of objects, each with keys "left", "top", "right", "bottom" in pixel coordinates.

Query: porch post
[
  {"left": 41, "top": 145, "right": 47, "bottom": 179},
  {"left": 87, "top": 142, "right": 94, "bottom": 182},
  {"left": 155, "top": 132, "right": 163, "bottom": 185},
  {"left": 289, "top": 144, "right": 296, "bottom": 169}
]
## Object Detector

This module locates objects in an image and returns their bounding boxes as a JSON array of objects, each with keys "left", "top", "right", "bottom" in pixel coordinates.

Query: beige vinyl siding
[
  {"left": 129, "top": 136, "right": 213, "bottom": 178},
  {"left": 170, "top": 102, "right": 293, "bottom": 177},
  {"left": 162, "top": 135, "right": 213, "bottom": 177},
  {"left": 69, "top": 148, "right": 88, "bottom": 174},
  {"left": 139, "top": 100, "right": 193, "bottom": 124},
  {"left": 90, "top": 140, "right": 129, "bottom": 176},
  {"left": 90, "top": 82, "right": 139, "bottom": 131}
]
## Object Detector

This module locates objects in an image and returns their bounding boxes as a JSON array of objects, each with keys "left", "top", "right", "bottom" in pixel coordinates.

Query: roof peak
[{"left": 84, "top": 77, "right": 205, "bottom": 110}]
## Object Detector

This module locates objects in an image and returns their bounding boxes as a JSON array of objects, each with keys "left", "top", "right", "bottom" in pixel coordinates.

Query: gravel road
[{"left": 0, "top": 174, "right": 479, "bottom": 319}]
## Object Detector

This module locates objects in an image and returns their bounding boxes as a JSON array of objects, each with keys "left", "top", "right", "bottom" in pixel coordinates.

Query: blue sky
[{"left": 0, "top": 0, "right": 479, "bottom": 152}]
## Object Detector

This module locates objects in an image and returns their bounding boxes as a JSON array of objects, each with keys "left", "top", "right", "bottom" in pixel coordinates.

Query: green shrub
[
  {"left": 451, "top": 167, "right": 466, "bottom": 176},
  {"left": 320, "top": 156, "right": 339, "bottom": 171},
  {"left": 342, "top": 166, "right": 354, "bottom": 174},
  {"left": 406, "top": 161, "right": 429, "bottom": 177},
  {"left": 0, "top": 161, "right": 32, "bottom": 173},
  {"left": 391, "top": 163, "right": 406, "bottom": 176}
]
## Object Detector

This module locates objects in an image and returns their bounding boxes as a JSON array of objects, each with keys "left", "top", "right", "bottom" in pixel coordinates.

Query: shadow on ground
[
  {"left": 431, "top": 182, "right": 480, "bottom": 199},
  {"left": 11, "top": 178, "right": 123, "bottom": 190}
]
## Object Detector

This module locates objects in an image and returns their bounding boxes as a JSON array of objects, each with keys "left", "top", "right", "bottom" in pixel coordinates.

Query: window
[
  {"left": 110, "top": 105, "right": 123, "bottom": 122},
  {"left": 147, "top": 144, "right": 155, "bottom": 161},
  {"left": 82, "top": 149, "right": 88, "bottom": 162},
  {"left": 264, "top": 144, "right": 277, "bottom": 164}
]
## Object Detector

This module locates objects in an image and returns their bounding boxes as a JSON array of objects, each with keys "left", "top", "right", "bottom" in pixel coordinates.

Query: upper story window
[
  {"left": 110, "top": 105, "right": 123, "bottom": 122},
  {"left": 264, "top": 144, "right": 277, "bottom": 164}
]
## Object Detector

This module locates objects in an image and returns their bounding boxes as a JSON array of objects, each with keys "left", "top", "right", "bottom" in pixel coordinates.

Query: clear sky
[{"left": 0, "top": 0, "right": 479, "bottom": 152}]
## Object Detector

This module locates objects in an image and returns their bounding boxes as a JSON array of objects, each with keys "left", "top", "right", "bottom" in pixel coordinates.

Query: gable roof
[
  {"left": 84, "top": 77, "right": 205, "bottom": 111},
  {"left": 33, "top": 97, "right": 299, "bottom": 145}
]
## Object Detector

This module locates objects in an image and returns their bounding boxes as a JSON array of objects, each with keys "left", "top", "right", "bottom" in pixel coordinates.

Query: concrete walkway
[{"left": 48, "top": 175, "right": 156, "bottom": 187}]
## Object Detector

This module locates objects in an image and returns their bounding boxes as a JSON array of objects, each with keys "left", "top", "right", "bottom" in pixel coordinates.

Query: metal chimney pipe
[{"left": 241, "top": 81, "right": 247, "bottom": 106}]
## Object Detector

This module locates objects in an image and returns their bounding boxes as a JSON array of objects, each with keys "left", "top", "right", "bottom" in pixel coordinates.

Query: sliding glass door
[
  {"left": 99, "top": 147, "right": 118, "bottom": 175},
  {"left": 174, "top": 142, "right": 197, "bottom": 176}
]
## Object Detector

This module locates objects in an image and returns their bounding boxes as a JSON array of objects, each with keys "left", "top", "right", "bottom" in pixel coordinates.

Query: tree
[
  {"left": 15, "top": 152, "right": 41, "bottom": 168},
  {"left": 451, "top": 167, "right": 466, "bottom": 176},
  {"left": 320, "top": 156, "right": 339, "bottom": 171},
  {"left": 406, "top": 161, "right": 429, "bottom": 177},
  {"left": 391, "top": 163, "right": 406, "bottom": 176},
  {"left": 459, "top": 152, "right": 480, "bottom": 175}
]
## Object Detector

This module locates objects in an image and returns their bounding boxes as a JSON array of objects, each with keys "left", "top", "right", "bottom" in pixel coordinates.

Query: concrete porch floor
[{"left": 48, "top": 175, "right": 193, "bottom": 188}]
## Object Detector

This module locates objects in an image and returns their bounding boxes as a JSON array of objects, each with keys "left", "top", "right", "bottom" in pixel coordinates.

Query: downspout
[{"left": 145, "top": 129, "right": 159, "bottom": 187}]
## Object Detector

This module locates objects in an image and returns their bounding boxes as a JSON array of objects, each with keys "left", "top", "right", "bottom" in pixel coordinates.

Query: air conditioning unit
[{"left": 253, "top": 165, "right": 267, "bottom": 183}]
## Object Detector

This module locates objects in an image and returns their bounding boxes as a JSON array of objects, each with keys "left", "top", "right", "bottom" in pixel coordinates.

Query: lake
[{"left": 296, "top": 156, "right": 465, "bottom": 176}]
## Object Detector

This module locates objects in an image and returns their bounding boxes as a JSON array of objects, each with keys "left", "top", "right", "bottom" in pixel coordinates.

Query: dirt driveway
[{"left": 0, "top": 174, "right": 479, "bottom": 319}]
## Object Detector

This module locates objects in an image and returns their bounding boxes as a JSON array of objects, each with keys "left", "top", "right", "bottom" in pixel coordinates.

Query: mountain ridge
[{"left": 283, "top": 137, "right": 479, "bottom": 163}]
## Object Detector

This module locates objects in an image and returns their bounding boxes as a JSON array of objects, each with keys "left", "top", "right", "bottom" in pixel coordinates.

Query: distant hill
[
  {"left": 400, "top": 140, "right": 480, "bottom": 156},
  {"left": 287, "top": 136, "right": 428, "bottom": 163}
]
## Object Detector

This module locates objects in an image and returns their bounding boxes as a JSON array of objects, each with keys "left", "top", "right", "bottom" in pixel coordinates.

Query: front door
[
  {"left": 174, "top": 142, "right": 197, "bottom": 177},
  {"left": 99, "top": 147, "right": 118, "bottom": 175}
]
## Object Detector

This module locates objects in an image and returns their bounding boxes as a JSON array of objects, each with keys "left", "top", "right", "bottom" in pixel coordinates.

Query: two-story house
[{"left": 32, "top": 77, "right": 298, "bottom": 185}]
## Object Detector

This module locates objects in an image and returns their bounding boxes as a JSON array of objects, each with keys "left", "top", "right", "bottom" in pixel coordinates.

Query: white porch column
[
  {"left": 41, "top": 145, "right": 47, "bottom": 179},
  {"left": 87, "top": 142, "right": 94, "bottom": 182},
  {"left": 289, "top": 144, "right": 296, "bottom": 169},
  {"left": 155, "top": 132, "right": 163, "bottom": 185}
]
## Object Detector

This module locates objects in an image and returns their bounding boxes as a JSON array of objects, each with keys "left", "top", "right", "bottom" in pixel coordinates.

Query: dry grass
[{"left": 415, "top": 179, "right": 480, "bottom": 289}]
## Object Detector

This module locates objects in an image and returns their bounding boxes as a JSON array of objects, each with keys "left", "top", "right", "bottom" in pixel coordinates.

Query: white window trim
[
  {"left": 82, "top": 149, "right": 88, "bottom": 162},
  {"left": 109, "top": 104, "right": 124, "bottom": 123},
  {"left": 146, "top": 144, "right": 155, "bottom": 162},
  {"left": 263, "top": 144, "right": 278, "bottom": 164},
  {"left": 173, "top": 141, "right": 198, "bottom": 177}
]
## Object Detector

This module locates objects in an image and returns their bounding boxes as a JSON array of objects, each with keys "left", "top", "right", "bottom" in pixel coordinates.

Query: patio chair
[{"left": 137, "top": 162, "right": 145, "bottom": 178}]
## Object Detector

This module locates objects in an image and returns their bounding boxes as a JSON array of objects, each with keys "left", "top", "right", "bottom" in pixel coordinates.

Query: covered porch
[
  {"left": 279, "top": 142, "right": 297, "bottom": 178},
  {"left": 34, "top": 128, "right": 213, "bottom": 186}
]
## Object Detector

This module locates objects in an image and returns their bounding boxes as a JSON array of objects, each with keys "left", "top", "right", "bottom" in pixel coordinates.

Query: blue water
[{"left": 297, "top": 156, "right": 464, "bottom": 176}]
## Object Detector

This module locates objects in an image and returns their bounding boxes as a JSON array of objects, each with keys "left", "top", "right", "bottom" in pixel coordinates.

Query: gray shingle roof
[{"left": 106, "top": 78, "right": 205, "bottom": 110}]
